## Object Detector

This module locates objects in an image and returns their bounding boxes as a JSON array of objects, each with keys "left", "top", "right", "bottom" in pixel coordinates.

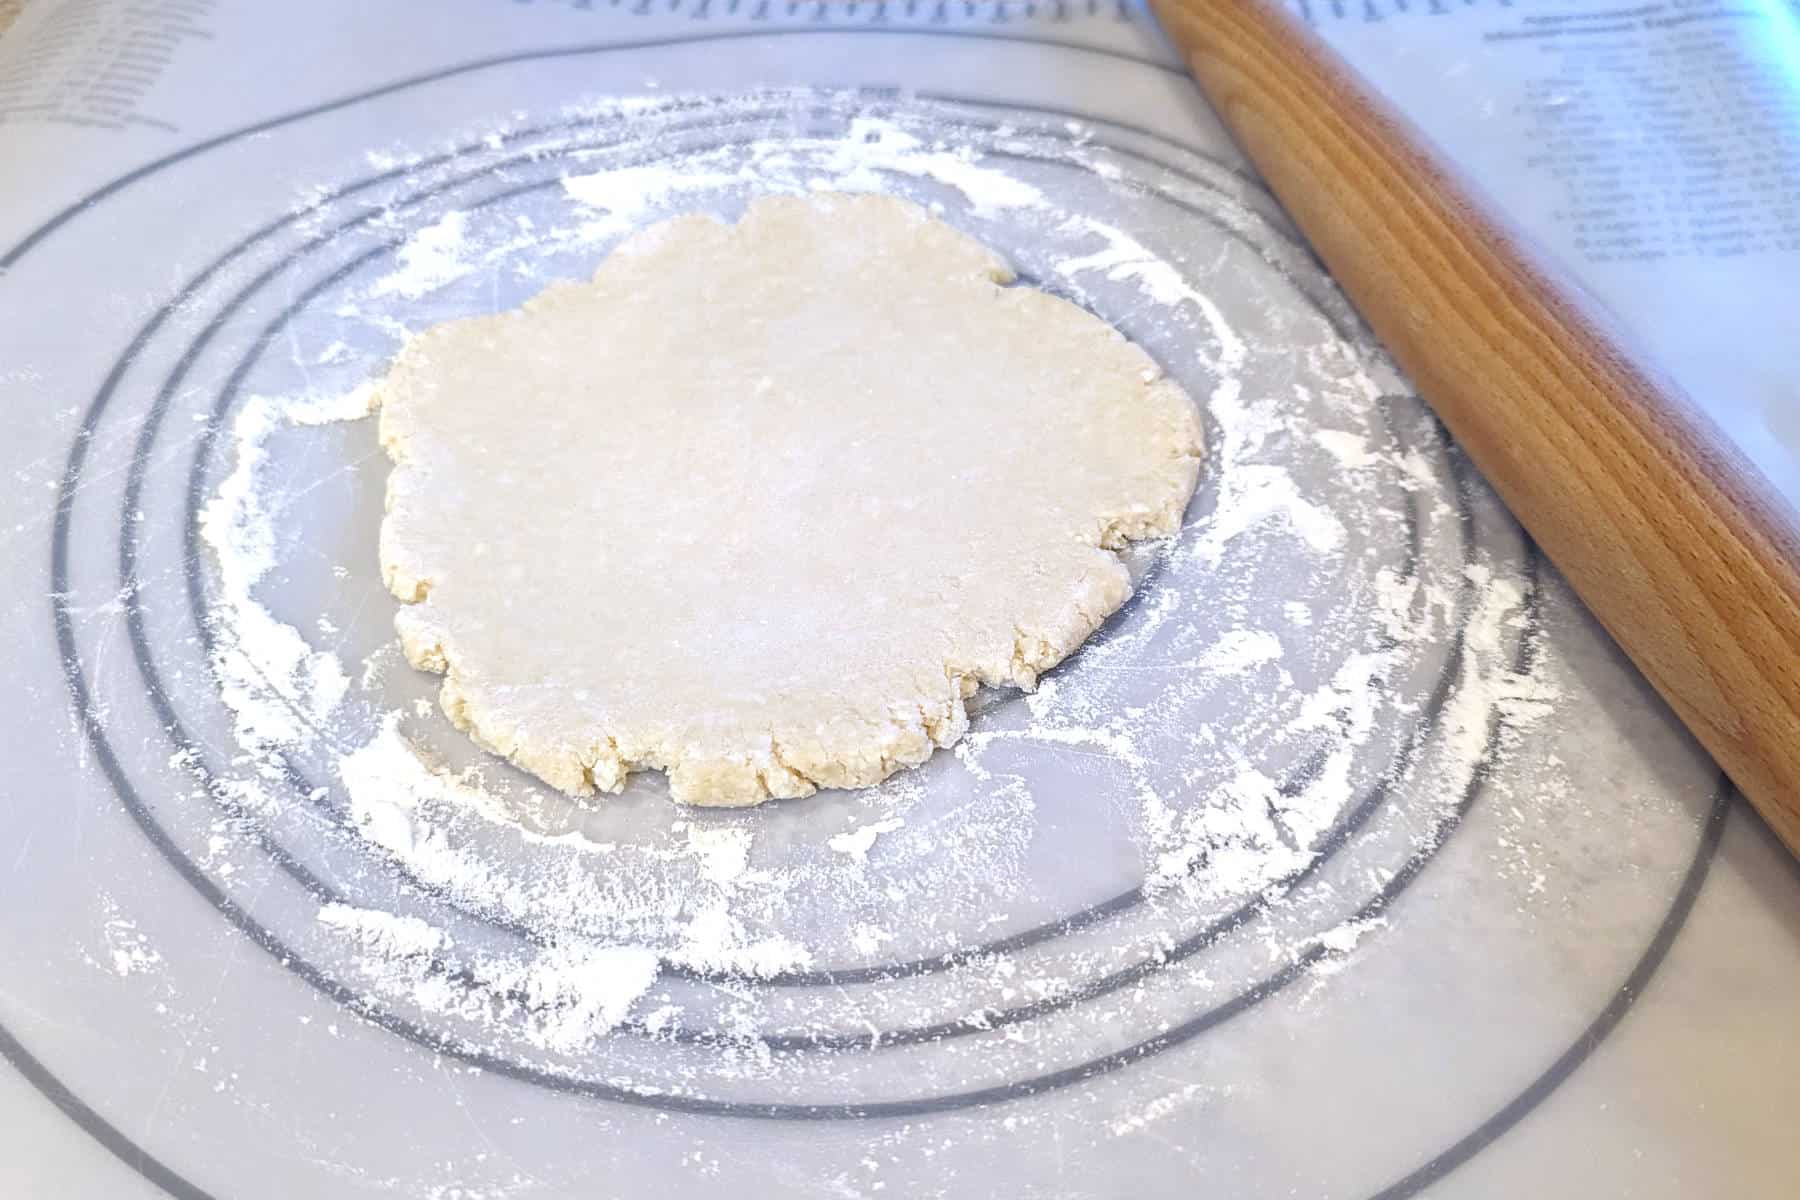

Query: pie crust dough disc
[{"left": 376, "top": 193, "right": 1203, "bottom": 806}]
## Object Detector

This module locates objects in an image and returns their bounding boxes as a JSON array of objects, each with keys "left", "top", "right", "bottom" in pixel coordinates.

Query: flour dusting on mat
[{"left": 191, "top": 92, "right": 1561, "bottom": 1091}]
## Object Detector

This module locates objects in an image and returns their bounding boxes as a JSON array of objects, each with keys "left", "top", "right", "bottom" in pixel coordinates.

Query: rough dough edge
[{"left": 374, "top": 194, "right": 1205, "bottom": 807}]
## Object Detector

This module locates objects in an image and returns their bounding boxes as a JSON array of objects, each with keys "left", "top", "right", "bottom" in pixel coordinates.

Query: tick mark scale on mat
[
  {"left": 495, "top": 0, "right": 1520, "bottom": 25},
  {"left": 1154, "top": 0, "right": 1800, "bottom": 857}
]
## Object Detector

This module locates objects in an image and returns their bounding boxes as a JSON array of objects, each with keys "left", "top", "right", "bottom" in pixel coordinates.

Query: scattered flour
[
  {"left": 372, "top": 211, "right": 473, "bottom": 300},
  {"left": 188, "top": 93, "right": 1559, "bottom": 1081},
  {"left": 827, "top": 817, "right": 906, "bottom": 861},
  {"left": 89, "top": 897, "right": 164, "bottom": 979}
]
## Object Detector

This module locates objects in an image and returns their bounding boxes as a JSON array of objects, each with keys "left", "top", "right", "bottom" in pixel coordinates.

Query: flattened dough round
[{"left": 377, "top": 193, "right": 1203, "bottom": 806}]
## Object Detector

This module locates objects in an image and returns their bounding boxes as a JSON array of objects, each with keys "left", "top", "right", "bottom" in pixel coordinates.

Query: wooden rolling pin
[{"left": 1148, "top": 0, "right": 1800, "bottom": 857}]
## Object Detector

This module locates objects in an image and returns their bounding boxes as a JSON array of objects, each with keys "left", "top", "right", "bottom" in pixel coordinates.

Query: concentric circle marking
[
  {"left": 170, "top": 114, "right": 1450, "bottom": 985},
  {"left": 5, "top": 31, "right": 1727, "bottom": 1200},
  {"left": 67, "top": 99, "right": 1527, "bottom": 1105},
  {"left": 100, "top": 101, "right": 1499, "bottom": 1069}
]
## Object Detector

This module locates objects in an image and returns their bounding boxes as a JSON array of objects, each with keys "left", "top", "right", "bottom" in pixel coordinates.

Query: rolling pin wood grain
[{"left": 1149, "top": 0, "right": 1800, "bottom": 856}]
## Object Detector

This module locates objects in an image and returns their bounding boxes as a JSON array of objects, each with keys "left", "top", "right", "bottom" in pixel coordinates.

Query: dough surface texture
[{"left": 377, "top": 193, "right": 1202, "bottom": 806}]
